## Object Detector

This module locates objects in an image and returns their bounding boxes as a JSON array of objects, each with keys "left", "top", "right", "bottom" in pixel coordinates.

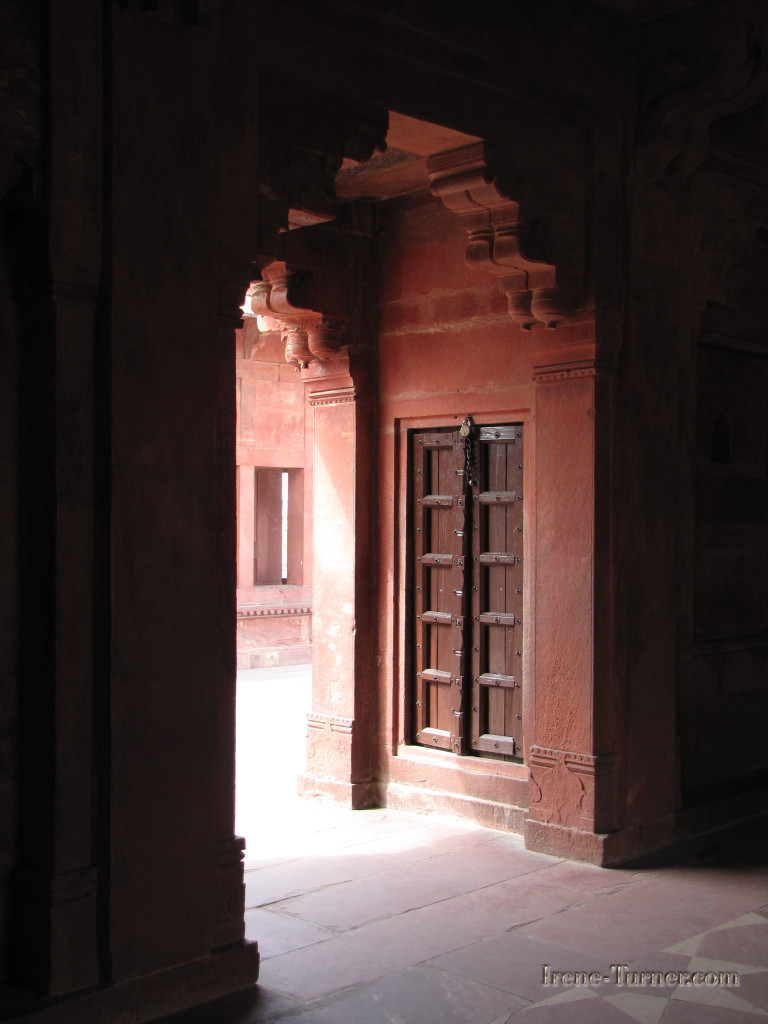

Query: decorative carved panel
[{"left": 529, "top": 746, "right": 615, "bottom": 829}]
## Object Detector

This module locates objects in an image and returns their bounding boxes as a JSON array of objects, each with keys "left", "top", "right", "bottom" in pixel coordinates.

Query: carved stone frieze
[
  {"left": 528, "top": 746, "right": 615, "bottom": 829},
  {"left": 307, "top": 712, "right": 355, "bottom": 735},
  {"left": 426, "top": 143, "right": 575, "bottom": 329},
  {"left": 246, "top": 261, "right": 347, "bottom": 368}
]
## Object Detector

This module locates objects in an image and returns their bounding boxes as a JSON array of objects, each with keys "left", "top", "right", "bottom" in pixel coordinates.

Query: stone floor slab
[
  {"left": 260, "top": 875, "right": 581, "bottom": 1002},
  {"left": 514, "top": 871, "right": 768, "bottom": 960},
  {"left": 244, "top": 908, "right": 333, "bottom": 959},
  {"left": 269, "top": 834, "right": 558, "bottom": 932},
  {"left": 263, "top": 965, "right": 525, "bottom": 1024}
]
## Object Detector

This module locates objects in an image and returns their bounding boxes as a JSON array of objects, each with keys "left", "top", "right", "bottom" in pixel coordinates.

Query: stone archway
[{"left": 247, "top": 100, "right": 624, "bottom": 862}]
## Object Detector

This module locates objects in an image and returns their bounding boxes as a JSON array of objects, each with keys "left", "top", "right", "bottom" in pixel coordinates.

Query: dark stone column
[{"left": 12, "top": 0, "right": 104, "bottom": 993}]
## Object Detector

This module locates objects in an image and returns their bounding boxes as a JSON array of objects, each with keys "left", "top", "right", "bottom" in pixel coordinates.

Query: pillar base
[
  {"left": 524, "top": 819, "right": 614, "bottom": 864},
  {"left": 12, "top": 866, "right": 99, "bottom": 996},
  {"left": 524, "top": 817, "right": 680, "bottom": 866},
  {"left": 297, "top": 774, "right": 379, "bottom": 809},
  {"left": 0, "top": 942, "right": 260, "bottom": 1024}
]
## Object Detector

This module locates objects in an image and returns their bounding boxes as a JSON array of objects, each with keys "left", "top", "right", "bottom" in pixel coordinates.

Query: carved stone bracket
[
  {"left": 426, "top": 143, "right": 574, "bottom": 329},
  {"left": 246, "top": 260, "right": 347, "bottom": 368},
  {"left": 639, "top": 15, "right": 768, "bottom": 186}
]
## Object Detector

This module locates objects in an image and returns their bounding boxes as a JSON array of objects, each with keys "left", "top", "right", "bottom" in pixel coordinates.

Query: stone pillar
[
  {"left": 524, "top": 336, "right": 620, "bottom": 864},
  {"left": 298, "top": 355, "right": 376, "bottom": 807},
  {"left": 237, "top": 465, "right": 255, "bottom": 589},
  {"left": 12, "top": 0, "right": 103, "bottom": 995},
  {"left": 14, "top": 289, "right": 101, "bottom": 996}
]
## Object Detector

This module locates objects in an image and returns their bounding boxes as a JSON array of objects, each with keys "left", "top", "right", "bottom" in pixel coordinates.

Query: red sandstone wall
[
  {"left": 235, "top": 322, "right": 313, "bottom": 666},
  {"left": 373, "top": 191, "right": 578, "bottom": 821}
]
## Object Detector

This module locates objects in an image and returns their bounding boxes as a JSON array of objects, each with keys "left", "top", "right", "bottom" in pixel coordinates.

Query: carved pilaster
[
  {"left": 305, "top": 712, "right": 356, "bottom": 783},
  {"left": 212, "top": 837, "right": 248, "bottom": 950},
  {"left": 427, "top": 143, "right": 575, "bottom": 329},
  {"left": 247, "top": 262, "right": 347, "bottom": 368}
]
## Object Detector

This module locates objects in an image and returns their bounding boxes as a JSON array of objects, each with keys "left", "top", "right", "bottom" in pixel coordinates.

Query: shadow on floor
[{"left": 155, "top": 667, "right": 768, "bottom": 1024}]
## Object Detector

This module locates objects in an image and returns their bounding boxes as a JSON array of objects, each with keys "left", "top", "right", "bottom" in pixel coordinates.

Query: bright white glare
[{"left": 241, "top": 291, "right": 255, "bottom": 317}]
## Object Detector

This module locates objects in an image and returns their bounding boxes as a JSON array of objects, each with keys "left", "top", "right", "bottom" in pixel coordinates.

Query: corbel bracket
[
  {"left": 426, "top": 143, "right": 574, "bottom": 329},
  {"left": 639, "top": 15, "right": 768, "bottom": 186},
  {"left": 246, "top": 260, "right": 346, "bottom": 368}
]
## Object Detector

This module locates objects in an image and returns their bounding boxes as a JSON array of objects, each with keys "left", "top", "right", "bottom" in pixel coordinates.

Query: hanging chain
[{"left": 460, "top": 415, "right": 475, "bottom": 488}]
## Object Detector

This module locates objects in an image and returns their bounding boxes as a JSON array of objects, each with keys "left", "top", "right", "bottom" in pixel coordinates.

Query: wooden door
[
  {"left": 411, "top": 423, "right": 523, "bottom": 761},
  {"left": 470, "top": 426, "right": 523, "bottom": 759},
  {"left": 412, "top": 430, "right": 468, "bottom": 754}
]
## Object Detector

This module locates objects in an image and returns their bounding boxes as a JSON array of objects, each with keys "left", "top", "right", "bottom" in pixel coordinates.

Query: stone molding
[
  {"left": 237, "top": 604, "right": 312, "bottom": 618},
  {"left": 426, "top": 142, "right": 574, "bottom": 330},
  {"left": 307, "top": 712, "right": 354, "bottom": 735},
  {"left": 532, "top": 338, "right": 620, "bottom": 381},
  {"left": 307, "top": 387, "right": 356, "bottom": 407},
  {"left": 533, "top": 367, "right": 599, "bottom": 382},
  {"left": 529, "top": 746, "right": 615, "bottom": 775}
]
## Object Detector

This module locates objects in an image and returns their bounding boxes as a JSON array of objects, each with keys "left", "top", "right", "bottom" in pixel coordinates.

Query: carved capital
[
  {"left": 246, "top": 261, "right": 347, "bottom": 368},
  {"left": 427, "top": 143, "right": 574, "bottom": 329}
]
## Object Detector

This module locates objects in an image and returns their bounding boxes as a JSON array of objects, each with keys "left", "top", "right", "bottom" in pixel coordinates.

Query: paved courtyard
[{"left": 158, "top": 666, "right": 768, "bottom": 1024}]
